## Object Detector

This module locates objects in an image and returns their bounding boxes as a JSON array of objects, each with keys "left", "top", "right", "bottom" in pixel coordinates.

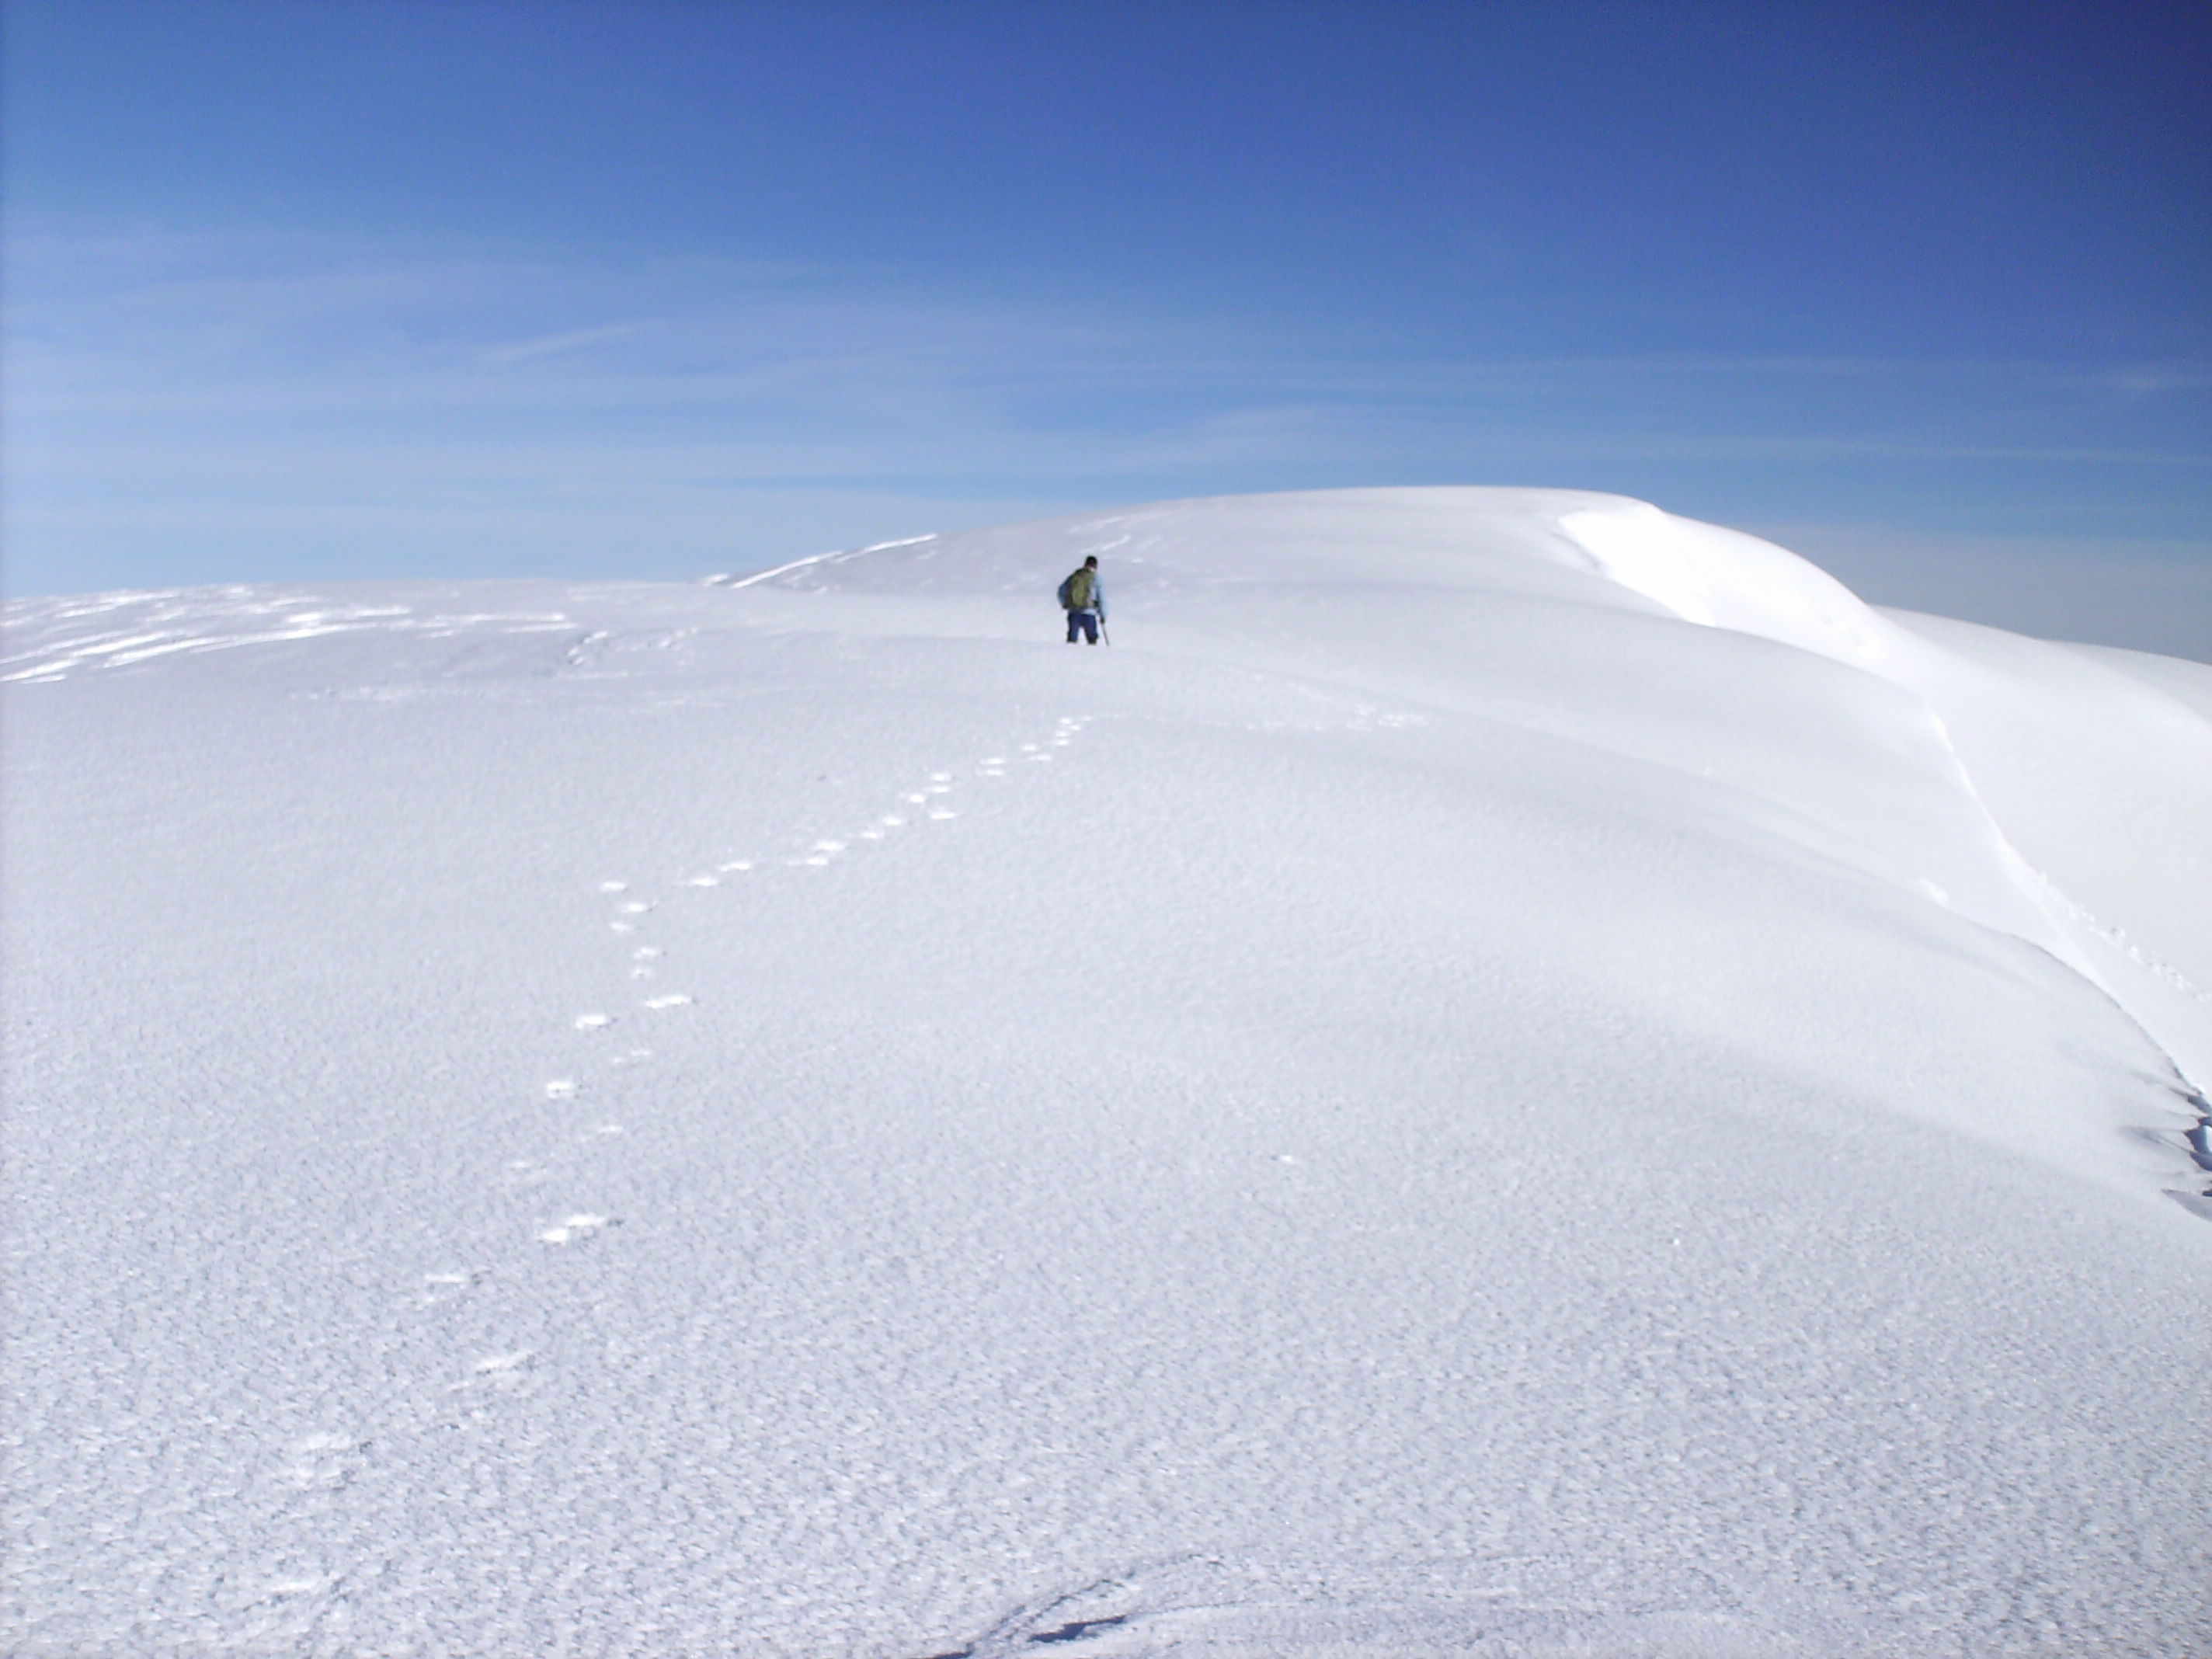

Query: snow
[{"left": 4, "top": 486, "right": 2207, "bottom": 1657}]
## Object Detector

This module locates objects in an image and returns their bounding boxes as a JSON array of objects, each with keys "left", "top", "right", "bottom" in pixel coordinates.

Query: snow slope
[{"left": 4, "top": 487, "right": 2207, "bottom": 1657}]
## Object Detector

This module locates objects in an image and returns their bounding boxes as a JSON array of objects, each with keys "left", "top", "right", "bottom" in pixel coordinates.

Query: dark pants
[{"left": 1066, "top": 610, "right": 1099, "bottom": 644}]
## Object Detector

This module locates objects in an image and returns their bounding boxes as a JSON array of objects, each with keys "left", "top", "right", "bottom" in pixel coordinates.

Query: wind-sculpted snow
[
  {"left": 0, "top": 585, "right": 579, "bottom": 683},
  {"left": 4, "top": 489, "right": 2208, "bottom": 1656},
  {"left": 1555, "top": 500, "right": 2212, "bottom": 1092}
]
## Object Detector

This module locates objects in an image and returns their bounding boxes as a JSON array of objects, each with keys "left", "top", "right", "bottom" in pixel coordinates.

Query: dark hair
[{"left": 1083, "top": 555, "right": 1098, "bottom": 567}]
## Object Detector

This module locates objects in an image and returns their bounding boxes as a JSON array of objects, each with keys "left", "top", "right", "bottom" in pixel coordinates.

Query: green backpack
[{"left": 1059, "top": 568, "right": 1097, "bottom": 610}]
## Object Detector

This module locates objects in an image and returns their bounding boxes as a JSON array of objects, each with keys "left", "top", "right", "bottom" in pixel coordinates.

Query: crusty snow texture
[{"left": 5, "top": 488, "right": 2209, "bottom": 1657}]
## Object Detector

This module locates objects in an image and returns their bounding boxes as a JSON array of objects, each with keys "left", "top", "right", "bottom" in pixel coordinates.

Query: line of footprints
[
  {"left": 435, "top": 715, "right": 1095, "bottom": 1395},
  {"left": 254, "top": 723, "right": 1087, "bottom": 1604}
]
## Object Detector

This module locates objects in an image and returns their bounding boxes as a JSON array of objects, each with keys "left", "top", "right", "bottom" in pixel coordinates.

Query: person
[{"left": 1059, "top": 555, "right": 1107, "bottom": 645}]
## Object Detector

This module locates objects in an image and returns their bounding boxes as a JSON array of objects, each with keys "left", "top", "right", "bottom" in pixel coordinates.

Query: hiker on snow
[{"left": 1059, "top": 555, "right": 1108, "bottom": 645}]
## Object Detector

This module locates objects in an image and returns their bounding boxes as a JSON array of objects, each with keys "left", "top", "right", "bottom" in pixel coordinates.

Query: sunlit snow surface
[{"left": 5, "top": 488, "right": 2208, "bottom": 1657}]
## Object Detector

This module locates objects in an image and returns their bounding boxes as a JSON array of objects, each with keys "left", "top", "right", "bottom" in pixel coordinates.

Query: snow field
[{"left": 4, "top": 489, "right": 2208, "bottom": 1656}]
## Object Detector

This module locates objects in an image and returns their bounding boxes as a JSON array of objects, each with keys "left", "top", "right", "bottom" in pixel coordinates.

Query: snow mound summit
[
  {"left": 1559, "top": 496, "right": 1890, "bottom": 658},
  {"left": 728, "top": 485, "right": 2212, "bottom": 1112},
  {"left": 6, "top": 487, "right": 2210, "bottom": 1656}
]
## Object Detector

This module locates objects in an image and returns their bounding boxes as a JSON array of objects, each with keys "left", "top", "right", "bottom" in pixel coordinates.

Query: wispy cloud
[{"left": 479, "top": 320, "right": 651, "bottom": 366}]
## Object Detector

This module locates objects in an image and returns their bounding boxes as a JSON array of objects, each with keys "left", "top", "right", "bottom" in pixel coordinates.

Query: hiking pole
[{"left": 1101, "top": 621, "right": 1111, "bottom": 646}]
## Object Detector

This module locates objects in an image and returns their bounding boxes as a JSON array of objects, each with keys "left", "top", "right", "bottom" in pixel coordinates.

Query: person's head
[{"left": 1083, "top": 555, "right": 1098, "bottom": 569}]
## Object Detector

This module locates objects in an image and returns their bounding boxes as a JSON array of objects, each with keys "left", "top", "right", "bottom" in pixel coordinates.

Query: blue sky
[{"left": 5, "top": 0, "right": 2207, "bottom": 654}]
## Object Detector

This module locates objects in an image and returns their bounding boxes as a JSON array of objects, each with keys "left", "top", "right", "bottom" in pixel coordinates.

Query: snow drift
[{"left": 5, "top": 488, "right": 2208, "bottom": 1656}]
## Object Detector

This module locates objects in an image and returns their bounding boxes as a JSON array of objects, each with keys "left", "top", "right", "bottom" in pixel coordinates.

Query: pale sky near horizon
[{"left": 4, "top": 0, "right": 2207, "bottom": 657}]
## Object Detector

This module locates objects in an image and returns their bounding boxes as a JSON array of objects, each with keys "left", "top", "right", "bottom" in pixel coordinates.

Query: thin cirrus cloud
[
  {"left": 16, "top": 227, "right": 2196, "bottom": 453},
  {"left": 478, "top": 321, "right": 652, "bottom": 367}
]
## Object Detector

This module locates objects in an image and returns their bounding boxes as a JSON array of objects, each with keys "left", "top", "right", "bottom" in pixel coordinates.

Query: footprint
[
  {"left": 641, "top": 993, "right": 692, "bottom": 1010},
  {"left": 544, "top": 1079, "right": 577, "bottom": 1101},
  {"left": 608, "top": 1047, "right": 653, "bottom": 1066},
  {"left": 470, "top": 1351, "right": 532, "bottom": 1375},
  {"left": 632, "top": 946, "right": 663, "bottom": 959},
  {"left": 538, "top": 1213, "right": 612, "bottom": 1245},
  {"left": 631, "top": 964, "right": 656, "bottom": 979},
  {"left": 574, "top": 1013, "right": 613, "bottom": 1031},
  {"left": 278, "top": 1433, "right": 362, "bottom": 1491},
  {"left": 928, "top": 808, "right": 958, "bottom": 821},
  {"left": 610, "top": 921, "right": 636, "bottom": 934},
  {"left": 598, "top": 881, "right": 628, "bottom": 894},
  {"left": 718, "top": 860, "right": 754, "bottom": 873},
  {"left": 619, "top": 901, "right": 654, "bottom": 915},
  {"left": 590, "top": 1124, "right": 624, "bottom": 1137},
  {"left": 417, "top": 1270, "right": 483, "bottom": 1306},
  {"left": 681, "top": 874, "right": 720, "bottom": 888}
]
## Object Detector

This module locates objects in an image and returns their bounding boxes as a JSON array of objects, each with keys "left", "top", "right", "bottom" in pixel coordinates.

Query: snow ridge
[{"left": 1557, "top": 497, "right": 2212, "bottom": 1090}]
